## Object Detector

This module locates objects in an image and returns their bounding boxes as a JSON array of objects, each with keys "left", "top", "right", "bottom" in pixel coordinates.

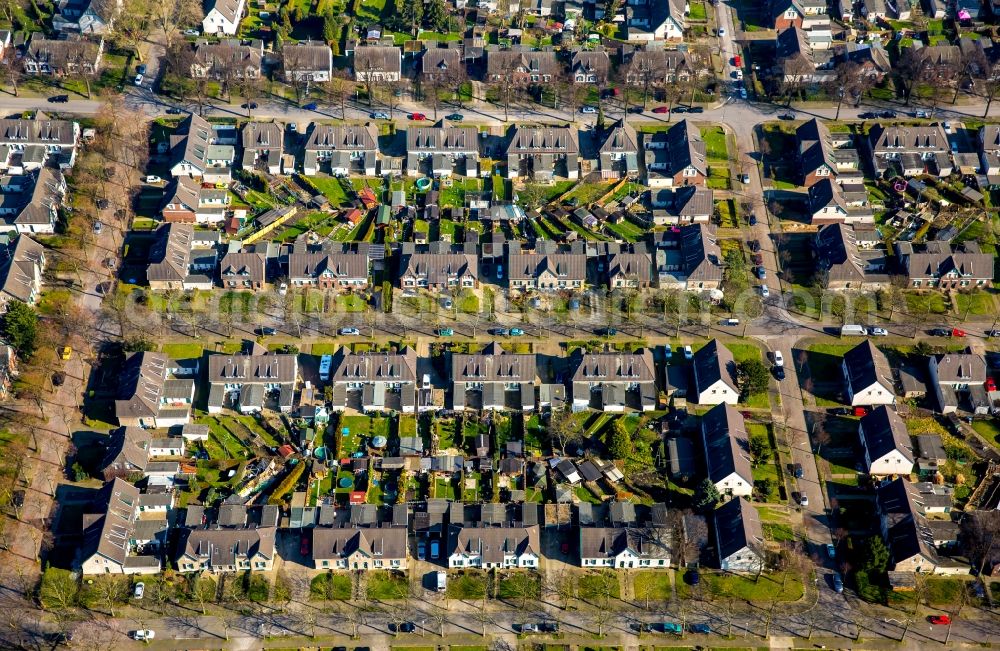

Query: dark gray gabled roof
[
  {"left": 859, "top": 405, "right": 914, "bottom": 465},
  {"left": 712, "top": 497, "right": 764, "bottom": 561},
  {"left": 692, "top": 339, "right": 738, "bottom": 395},
  {"left": 843, "top": 340, "right": 893, "bottom": 395},
  {"left": 701, "top": 403, "right": 752, "bottom": 486}
]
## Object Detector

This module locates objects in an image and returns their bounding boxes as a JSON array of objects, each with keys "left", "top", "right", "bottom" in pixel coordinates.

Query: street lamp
[{"left": 835, "top": 86, "right": 845, "bottom": 121}]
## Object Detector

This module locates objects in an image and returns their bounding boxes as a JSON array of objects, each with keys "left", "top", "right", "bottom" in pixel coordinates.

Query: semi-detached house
[
  {"left": 398, "top": 251, "right": 478, "bottom": 290},
  {"left": 868, "top": 124, "right": 952, "bottom": 178},
  {"left": 406, "top": 126, "right": 480, "bottom": 178},
  {"left": 570, "top": 348, "right": 657, "bottom": 412},
  {"left": 447, "top": 525, "right": 540, "bottom": 569},
  {"left": 206, "top": 352, "right": 298, "bottom": 414},
  {"left": 327, "top": 346, "right": 421, "bottom": 413},
  {"left": 842, "top": 340, "right": 896, "bottom": 407},
  {"left": 644, "top": 120, "right": 706, "bottom": 188},
  {"left": 311, "top": 526, "right": 409, "bottom": 570},
  {"left": 859, "top": 406, "right": 914, "bottom": 476},
  {"left": 701, "top": 403, "right": 753, "bottom": 497},
  {"left": 303, "top": 123, "right": 378, "bottom": 176},
  {"left": 78, "top": 478, "right": 161, "bottom": 575},
  {"left": 451, "top": 342, "right": 536, "bottom": 412},
  {"left": 506, "top": 252, "right": 586, "bottom": 291}
]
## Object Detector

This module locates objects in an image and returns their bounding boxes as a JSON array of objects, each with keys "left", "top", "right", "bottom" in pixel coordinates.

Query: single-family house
[
  {"left": 712, "top": 497, "right": 765, "bottom": 572},
  {"left": 24, "top": 34, "right": 104, "bottom": 76},
  {"left": 507, "top": 252, "right": 586, "bottom": 291},
  {"left": 353, "top": 46, "right": 402, "bottom": 82},
  {"left": 206, "top": 351, "right": 298, "bottom": 414},
  {"left": 145, "top": 223, "right": 219, "bottom": 291},
  {"left": 202, "top": 0, "right": 246, "bottom": 35},
  {"left": 842, "top": 340, "right": 896, "bottom": 407},
  {"left": 928, "top": 352, "right": 987, "bottom": 414},
  {"left": 701, "top": 403, "right": 753, "bottom": 497},
  {"left": 626, "top": 0, "right": 686, "bottom": 41},
  {"left": 859, "top": 405, "right": 915, "bottom": 476},
  {"left": 240, "top": 120, "right": 284, "bottom": 174},
  {"left": 447, "top": 524, "right": 539, "bottom": 569},
  {"left": 281, "top": 41, "right": 334, "bottom": 83},
  {"left": 692, "top": 339, "right": 739, "bottom": 405},
  {"left": 398, "top": 250, "right": 479, "bottom": 290},
  {"left": 78, "top": 479, "right": 161, "bottom": 575},
  {"left": 868, "top": 124, "right": 951, "bottom": 179},
  {"left": 190, "top": 39, "right": 262, "bottom": 79}
]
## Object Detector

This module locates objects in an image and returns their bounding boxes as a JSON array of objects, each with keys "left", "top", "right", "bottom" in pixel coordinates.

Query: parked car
[
  {"left": 826, "top": 543, "right": 836, "bottom": 559},
  {"left": 757, "top": 267, "right": 766, "bottom": 280},
  {"left": 370, "top": 111, "right": 390, "bottom": 119},
  {"left": 241, "top": 101, "right": 258, "bottom": 109},
  {"left": 489, "top": 328, "right": 509, "bottom": 336},
  {"left": 859, "top": 111, "right": 878, "bottom": 119},
  {"left": 683, "top": 345, "right": 693, "bottom": 359},
  {"left": 392, "top": 622, "right": 415, "bottom": 633},
  {"left": 136, "top": 64, "right": 147, "bottom": 75},
  {"left": 510, "top": 328, "right": 525, "bottom": 336},
  {"left": 749, "top": 240, "right": 760, "bottom": 252},
  {"left": 409, "top": 113, "right": 427, "bottom": 120},
  {"left": 852, "top": 406, "right": 869, "bottom": 417},
  {"left": 929, "top": 615, "right": 952, "bottom": 626},
  {"left": 540, "top": 622, "right": 559, "bottom": 633},
  {"left": 773, "top": 366, "right": 785, "bottom": 380},
  {"left": 628, "top": 106, "right": 644, "bottom": 113},
  {"left": 130, "top": 630, "right": 155, "bottom": 641},
  {"left": 952, "top": 328, "right": 967, "bottom": 337},
  {"left": 183, "top": 28, "right": 200, "bottom": 35},
  {"left": 581, "top": 106, "right": 598, "bottom": 114},
  {"left": 799, "top": 494, "right": 809, "bottom": 507},
  {"left": 660, "top": 622, "right": 683, "bottom": 634},
  {"left": 672, "top": 106, "right": 688, "bottom": 113},
  {"left": 930, "top": 328, "right": 950, "bottom": 336},
  {"left": 430, "top": 539, "right": 440, "bottom": 558},
  {"left": 870, "top": 327, "right": 888, "bottom": 336},
  {"left": 653, "top": 106, "right": 670, "bottom": 114},
  {"left": 740, "top": 173, "right": 750, "bottom": 183},
  {"left": 417, "top": 540, "right": 426, "bottom": 560},
  {"left": 303, "top": 102, "right": 318, "bottom": 110},
  {"left": 339, "top": 327, "right": 360, "bottom": 335},
  {"left": 133, "top": 73, "right": 143, "bottom": 86},
  {"left": 772, "top": 351, "right": 784, "bottom": 367},
  {"left": 144, "top": 175, "right": 162, "bottom": 183},
  {"left": 988, "top": 329, "right": 1000, "bottom": 337},
  {"left": 278, "top": 282, "right": 287, "bottom": 296},
  {"left": 445, "top": 113, "right": 464, "bottom": 121},
  {"left": 718, "top": 27, "right": 726, "bottom": 35},
  {"left": 881, "top": 110, "right": 897, "bottom": 118},
  {"left": 93, "top": 221, "right": 103, "bottom": 234},
  {"left": 739, "top": 87, "right": 747, "bottom": 99},
  {"left": 599, "top": 327, "right": 617, "bottom": 336},
  {"left": 914, "top": 110, "right": 930, "bottom": 118},
  {"left": 688, "top": 623, "right": 711, "bottom": 634},
  {"left": 257, "top": 327, "right": 276, "bottom": 336},
  {"left": 749, "top": 215, "right": 757, "bottom": 225},
  {"left": 133, "top": 582, "right": 145, "bottom": 599},
  {"left": 165, "top": 107, "right": 184, "bottom": 114},
  {"left": 760, "top": 284, "right": 769, "bottom": 298},
  {"left": 47, "top": 94, "right": 69, "bottom": 103},
  {"left": 832, "top": 573, "right": 844, "bottom": 593},
  {"left": 521, "top": 623, "right": 540, "bottom": 633},
  {"left": 442, "top": 298, "right": 453, "bottom": 309},
  {"left": 793, "top": 463, "right": 803, "bottom": 478}
]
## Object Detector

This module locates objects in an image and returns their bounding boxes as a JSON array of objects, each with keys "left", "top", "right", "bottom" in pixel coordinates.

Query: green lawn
[
  {"left": 563, "top": 181, "right": 615, "bottom": 206},
  {"left": 924, "top": 577, "right": 969, "bottom": 604},
  {"left": 446, "top": 571, "right": 487, "bottom": 599},
  {"left": 336, "top": 294, "right": 368, "bottom": 312},
  {"left": 954, "top": 291, "right": 995, "bottom": 316},
  {"left": 701, "top": 126, "right": 729, "bottom": 162},
  {"left": 706, "top": 166, "right": 731, "bottom": 190},
  {"left": 306, "top": 176, "right": 351, "bottom": 207},
  {"left": 310, "top": 572, "right": 352, "bottom": 599},
  {"left": 725, "top": 342, "right": 762, "bottom": 364},
  {"left": 497, "top": 572, "right": 541, "bottom": 600},
  {"left": 716, "top": 199, "right": 738, "bottom": 227},
  {"left": 702, "top": 571, "right": 804, "bottom": 601},
  {"left": 439, "top": 178, "right": 482, "bottom": 208},
  {"left": 578, "top": 571, "right": 620, "bottom": 600},
  {"left": 904, "top": 291, "right": 949, "bottom": 315},
  {"left": 632, "top": 571, "right": 673, "bottom": 600},
  {"left": 161, "top": 343, "right": 204, "bottom": 359},
  {"left": 366, "top": 571, "right": 409, "bottom": 600},
  {"left": 605, "top": 218, "right": 645, "bottom": 242},
  {"left": 971, "top": 419, "right": 1000, "bottom": 446}
]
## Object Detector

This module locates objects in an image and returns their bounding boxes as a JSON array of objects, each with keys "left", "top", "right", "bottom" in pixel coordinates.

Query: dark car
[
  {"left": 257, "top": 327, "right": 276, "bottom": 335},
  {"left": 685, "top": 569, "right": 700, "bottom": 585},
  {"left": 688, "top": 106, "right": 704, "bottom": 113},
  {"left": 793, "top": 462, "right": 803, "bottom": 478},
  {"left": 987, "top": 329, "right": 1000, "bottom": 338},
  {"left": 688, "top": 623, "right": 711, "bottom": 634},
  {"left": 628, "top": 106, "right": 644, "bottom": 113},
  {"left": 11, "top": 490, "right": 24, "bottom": 509},
  {"left": 749, "top": 215, "right": 757, "bottom": 226},
  {"left": 392, "top": 622, "right": 415, "bottom": 633},
  {"left": 778, "top": 112, "right": 795, "bottom": 120},
  {"left": 859, "top": 111, "right": 878, "bottom": 119},
  {"left": 165, "top": 107, "right": 184, "bottom": 114},
  {"left": 930, "top": 328, "right": 950, "bottom": 337},
  {"left": 136, "top": 64, "right": 147, "bottom": 75},
  {"left": 599, "top": 327, "right": 617, "bottom": 336},
  {"left": 539, "top": 622, "right": 559, "bottom": 633},
  {"left": 489, "top": 328, "right": 509, "bottom": 336},
  {"left": 749, "top": 240, "right": 760, "bottom": 252},
  {"left": 241, "top": 102, "right": 258, "bottom": 109},
  {"left": 48, "top": 95, "right": 69, "bottom": 103},
  {"left": 881, "top": 110, "right": 897, "bottom": 118},
  {"left": 52, "top": 371, "right": 66, "bottom": 387},
  {"left": 672, "top": 106, "right": 688, "bottom": 113},
  {"left": 773, "top": 366, "right": 785, "bottom": 380},
  {"left": 303, "top": 102, "right": 318, "bottom": 110}
]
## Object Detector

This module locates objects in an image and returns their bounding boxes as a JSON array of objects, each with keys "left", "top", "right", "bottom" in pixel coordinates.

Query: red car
[
  {"left": 653, "top": 106, "right": 670, "bottom": 114},
  {"left": 409, "top": 113, "right": 427, "bottom": 121},
  {"left": 852, "top": 406, "right": 869, "bottom": 417},
  {"left": 733, "top": 54, "right": 742, "bottom": 67},
  {"left": 987, "top": 377, "right": 997, "bottom": 392},
  {"left": 929, "top": 615, "right": 952, "bottom": 626},
  {"left": 952, "top": 328, "right": 966, "bottom": 337}
]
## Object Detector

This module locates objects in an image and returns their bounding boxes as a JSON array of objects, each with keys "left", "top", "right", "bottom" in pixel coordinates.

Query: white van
[
  {"left": 436, "top": 571, "right": 447, "bottom": 592},
  {"left": 840, "top": 324, "right": 868, "bottom": 337},
  {"left": 319, "top": 354, "right": 332, "bottom": 381}
]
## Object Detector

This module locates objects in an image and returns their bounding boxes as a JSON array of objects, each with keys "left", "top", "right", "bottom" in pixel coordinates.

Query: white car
[
  {"left": 773, "top": 351, "right": 784, "bottom": 367},
  {"left": 133, "top": 73, "right": 143, "bottom": 86},
  {"left": 133, "top": 582, "right": 145, "bottom": 599},
  {"left": 683, "top": 345, "right": 693, "bottom": 360},
  {"left": 870, "top": 327, "right": 888, "bottom": 336},
  {"left": 130, "top": 630, "right": 155, "bottom": 641},
  {"left": 144, "top": 175, "right": 162, "bottom": 184},
  {"left": 760, "top": 285, "right": 769, "bottom": 298},
  {"left": 278, "top": 282, "right": 287, "bottom": 296},
  {"left": 581, "top": 106, "right": 598, "bottom": 114},
  {"left": 339, "top": 327, "right": 361, "bottom": 336},
  {"left": 718, "top": 28, "right": 726, "bottom": 36},
  {"left": 799, "top": 494, "right": 809, "bottom": 507},
  {"left": 183, "top": 28, "right": 200, "bottom": 36}
]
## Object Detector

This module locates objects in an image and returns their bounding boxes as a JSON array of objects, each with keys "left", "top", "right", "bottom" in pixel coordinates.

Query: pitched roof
[
  {"left": 206, "top": 0, "right": 245, "bottom": 23},
  {"left": 177, "top": 526, "right": 276, "bottom": 566},
  {"left": 207, "top": 353, "right": 298, "bottom": 385},
  {"left": 241, "top": 121, "right": 283, "bottom": 151},
  {"left": 328, "top": 346, "right": 418, "bottom": 383},
  {"left": 571, "top": 349, "right": 656, "bottom": 383},
  {"left": 933, "top": 353, "right": 987, "bottom": 384},
  {"left": 147, "top": 223, "right": 193, "bottom": 282},
  {"left": 170, "top": 113, "right": 215, "bottom": 173},
  {"left": 287, "top": 251, "right": 369, "bottom": 281},
  {"left": 701, "top": 403, "right": 752, "bottom": 485},
  {"left": 421, "top": 47, "right": 463, "bottom": 75},
  {"left": 311, "top": 526, "right": 408, "bottom": 559},
  {"left": 219, "top": 251, "right": 266, "bottom": 283},
  {"left": 843, "top": 340, "right": 893, "bottom": 394},
  {"left": 860, "top": 405, "right": 914, "bottom": 465},
  {"left": 797, "top": 117, "right": 837, "bottom": 175},
  {"left": 507, "top": 253, "right": 586, "bottom": 282},
  {"left": 80, "top": 478, "right": 140, "bottom": 567},
  {"left": 869, "top": 124, "right": 949, "bottom": 154},
  {"left": 663, "top": 120, "right": 707, "bottom": 177},
  {"left": 281, "top": 40, "right": 333, "bottom": 72},
  {"left": 608, "top": 252, "right": 651, "bottom": 283},
  {"left": 672, "top": 186, "right": 714, "bottom": 218},
  {"left": 0, "top": 116, "right": 77, "bottom": 147},
  {"left": 406, "top": 126, "right": 480, "bottom": 153},
  {"left": 808, "top": 177, "right": 848, "bottom": 215},
  {"left": 712, "top": 497, "right": 764, "bottom": 561},
  {"left": 452, "top": 342, "right": 537, "bottom": 383},
  {"left": 193, "top": 40, "right": 262, "bottom": 73},
  {"left": 0, "top": 234, "right": 44, "bottom": 303},
  {"left": 680, "top": 223, "right": 723, "bottom": 281},
  {"left": 354, "top": 46, "right": 402, "bottom": 74},
  {"left": 692, "top": 339, "right": 738, "bottom": 395},
  {"left": 600, "top": 121, "right": 639, "bottom": 155},
  {"left": 305, "top": 123, "right": 379, "bottom": 152},
  {"left": 875, "top": 478, "right": 938, "bottom": 567},
  {"left": 99, "top": 426, "right": 150, "bottom": 474},
  {"left": 486, "top": 49, "right": 559, "bottom": 77},
  {"left": 506, "top": 126, "right": 580, "bottom": 155},
  {"left": 570, "top": 49, "right": 610, "bottom": 78},
  {"left": 25, "top": 34, "right": 102, "bottom": 71},
  {"left": 816, "top": 223, "right": 864, "bottom": 284},
  {"left": 399, "top": 252, "right": 479, "bottom": 284},
  {"left": 115, "top": 351, "right": 170, "bottom": 421},
  {"left": 448, "top": 525, "right": 539, "bottom": 563},
  {"left": 579, "top": 527, "right": 671, "bottom": 560}
]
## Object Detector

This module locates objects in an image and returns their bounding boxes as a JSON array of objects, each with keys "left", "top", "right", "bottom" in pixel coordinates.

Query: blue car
[
  {"left": 370, "top": 111, "right": 390, "bottom": 119},
  {"left": 688, "top": 623, "right": 711, "bottom": 634},
  {"left": 303, "top": 102, "right": 318, "bottom": 110}
]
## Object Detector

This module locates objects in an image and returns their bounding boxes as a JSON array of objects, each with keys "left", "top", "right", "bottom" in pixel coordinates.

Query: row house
[
  {"left": 868, "top": 124, "right": 952, "bottom": 179},
  {"left": 897, "top": 240, "right": 993, "bottom": 289},
  {"left": 145, "top": 223, "right": 219, "bottom": 291},
  {"left": 353, "top": 46, "right": 402, "bottom": 82},
  {"left": 0, "top": 115, "right": 80, "bottom": 169},
  {"left": 77, "top": 479, "right": 161, "bottom": 575},
  {"left": 327, "top": 346, "right": 421, "bottom": 413},
  {"left": 207, "top": 350, "right": 298, "bottom": 414},
  {"left": 190, "top": 39, "right": 263, "bottom": 80},
  {"left": 240, "top": 120, "right": 284, "bottom": 175},
  {"left": 507, "top": 252, "right": 586, "bottom": 291},
  {"left": 570, "top": 49, "right": 610, "bottom": 84},
  {"left": 570, "top": 348, "right": 657, "bottom": 412},
  {"left": 219, "top": 251, "right": 266, "bottom": 290},
  {"left": 607, "top": 251, "right": 653, "bottom": 289},
  {"left": 651, "top": 185, "right": 713, "bottom": 223},
  {"left": 701, "top": 403, "right": 753, "bottom": 498},
  {"left": 421, "top": 46, "right": 463, "bottom": 82},
  {"left": 0, "top": 168, "right": 67, "bottom": 235},
  {"left": 24, "top": 34, "right": 104, "bottom": 76},
  {"left": 807, "top": 177, "right": 873, "bottom": 225},
  {"left": 504, "top": 125, "right": 580, "bottom": 181},
  {"left": 0, "top": 234, "right": 45, "bottom": 306},
  {"left": 772, "top": 0, "right": 827, "bottom": 29},
  {"left": 311, "top": 526, "right": 409, "bottom": 570},
  {"left": 644, "top": 120, "right": 706, "bottom": 188},
  {"left": 406, "top": 126, "right": 480, "bottom": 178},
  {"left": 624, "top": 49, "right": 694, "bottom": 85},
  {"left": 160, "top": 176, "right": 231, "bottom": 225},
  {"left": 281, "top": 41, "right": 334, "bottom": 83},
  {"left": 287, "top": 250, "right": 370, "bottom": 290},
  {"left": 168, "top": 114, "right": 235, "bottom": 183},
  {"left": 303, "top": 124, "right": 379, "bottom": 177},
  {"left": 398, "top": 251, "right": 479, "bottom": 290},
  {"left": 774, "top": 26, "right": 834, "bottom": 83},
  {"left": 115, "top": 351, "right": 196, "bottom": 428},
  {"left": 485, "top": 49, "right": 559, "bottom": 85},
  {"left": 452, "top": 342, "right": 536, "bottom": 412}
]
